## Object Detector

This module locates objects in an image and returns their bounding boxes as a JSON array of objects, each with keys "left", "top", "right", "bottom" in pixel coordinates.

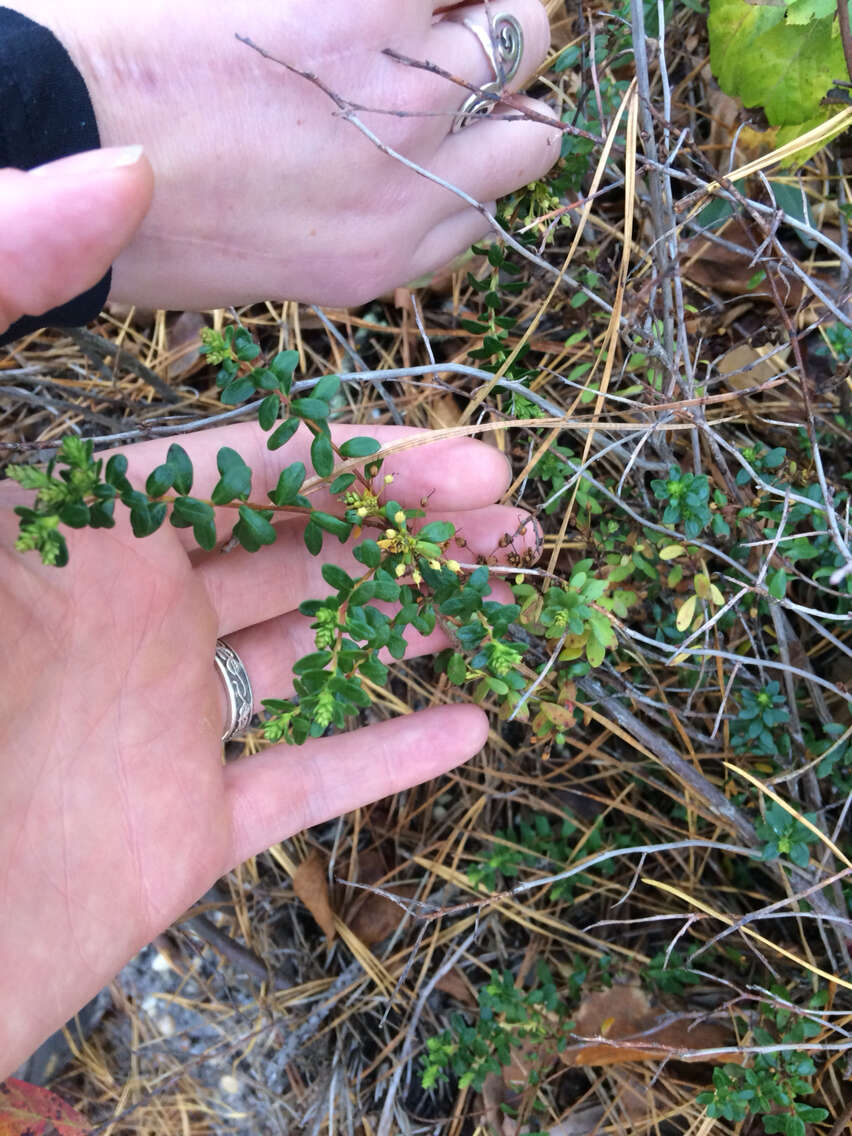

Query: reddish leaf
[{"left": 0, "top": 1080, "right": 89, "bottom": 1136}]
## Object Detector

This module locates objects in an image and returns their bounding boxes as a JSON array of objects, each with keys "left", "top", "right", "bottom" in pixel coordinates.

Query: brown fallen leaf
[
  {"left": 560, "top": 984, "right": 737, "bottom": 1066},
  {"left": 346, "top": 884, "right": 417, "bottom": 946},
  {"left": 717, "top": 342, "right": 790, "bottom": 392},
  {"left": 292, "top": 851, "right": 336, "bottom": 943},
  {"left": 349, "top": 846, "right": 390, "bottom": 889},
  {"left": 480, "top": 1043, "right": 604, "bottom": 1136},
  {"left": 683, "top": 218, "right": 809, "bottom": 306},
  {"left": 435, "top": 966, "right": 478, "bottom": 1008},
  {"left": 480, "top": 1071, "right": 506, "bottom": 1136},
  {"left": 427, "top": 392, "right": 466, "bottom": 429},
  {"left": 164, "top": 311, "right": 206, "bottom": 381}
]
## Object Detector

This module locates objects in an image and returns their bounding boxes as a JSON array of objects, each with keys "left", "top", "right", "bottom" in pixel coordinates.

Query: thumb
[{"left": 0, "top": 145, "right": 154, "bottom": 334}]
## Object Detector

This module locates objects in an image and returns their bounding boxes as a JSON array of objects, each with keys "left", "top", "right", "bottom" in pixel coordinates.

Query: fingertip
[
  {"left": 385, "top": 703, "right": 489, "bottom": 776},
  {"left": 458, "top": 436, "right": 514, "bottom": 498},
  {"left": 504, "top": 93, "right": 563, "bottom": 175},
  {"left": 413, "top": 436, "right": 514, "bottom": 508},
  {"left": 449, "top": 702, "right": 491, "bottom": 758}
]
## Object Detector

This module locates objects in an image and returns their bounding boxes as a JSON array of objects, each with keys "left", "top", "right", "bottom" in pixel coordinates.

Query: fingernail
[{"left": 30, "top": 145, "right": 145, "bottom": 178}]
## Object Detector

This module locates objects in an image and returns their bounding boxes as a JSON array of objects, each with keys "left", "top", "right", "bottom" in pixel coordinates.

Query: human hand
[
  {"left": 0, "top": 422, "right": 538, "bottom": 1077},
  {"left": 6, "top": 0, "right": 558, "bottom": 310}
]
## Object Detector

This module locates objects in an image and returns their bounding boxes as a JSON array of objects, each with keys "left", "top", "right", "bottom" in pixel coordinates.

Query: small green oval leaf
[
  {"left": 339, "top": 436, "right": 381, "bottom": 459},
  {"left": 312, "top": 374, "right": 342, "bottom": 402},
  {"left": 212, "top": 447, "right": 252, "bottom": 505},
  {"left": 167, "top": 444, "right": 193, "bottom": 495},
  {"left": 268, "top": 417, "right": 300, "bottom": 451},
  {"left": 417, "top": 520, "right": 455, "bottom": 543},
  {"left": 291, "top": 397, "right": 330, "bottom": 420},
  {"left": 269, "top": 461, "right": 306, "bottom": 507},
  {"left": 258, "top": 394, "right": 280, "bottom": 432},
  {"left": 311, "top": 433, "right": 335, "bottom": 478},
  {"left": 145, "top": 463, "right": 174, "bottom": 499}
]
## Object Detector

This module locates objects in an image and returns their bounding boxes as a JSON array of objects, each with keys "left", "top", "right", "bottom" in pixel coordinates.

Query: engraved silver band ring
[
  {"left": 215, "top": 639, "right": 254, "bottom": 743},
  {"left": 450, "top": 13, "right": 524, "bottom": 133}
]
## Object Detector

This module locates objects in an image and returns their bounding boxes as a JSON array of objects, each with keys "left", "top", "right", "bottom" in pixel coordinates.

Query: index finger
[{"left": 110, "top": 421, "right": 512, "bottom": 550}]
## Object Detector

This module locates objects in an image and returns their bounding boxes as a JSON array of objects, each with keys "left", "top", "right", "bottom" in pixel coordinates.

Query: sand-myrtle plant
[
  {"left": 807, "top": 722, "right": 852, "bottom": 794},
  {"left": 421, "top": 963, "right": 572, "bottom": 1093},
  {"left": 650, "top": 464, "right": 713, "bottom": 538},
  {"left": 731, "top": 681, "right": 792, "bottom": 760},
  {"left": 533, "top": 441, "right": 601, "bottom": 519},
  {"left": 5, "top": 321, "right": 624, "bottom": 745},
  {"left": 461, "top": 241, "right": 540, "bottom": 417},
  {"left": 466, "top": 810, "right": 620, "bottom": 903},
  {"left": 696, "top": 989, "right": 829, "bottom": 1134},
  {"left": 754, "top": 800, "right": 819, "bottom": 869},
  {"left": 641, "top": 949, "right": 702, "bottom": 996},
  {"left": 513, "top": 558, "right": 631, "bottom": 670}
]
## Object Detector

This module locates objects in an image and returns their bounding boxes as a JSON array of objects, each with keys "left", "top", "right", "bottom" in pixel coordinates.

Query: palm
[
  {"left": 0, "top": 424, "right": 535, "bottom": 1075},
  {"left": 0, "top": 509, "right": 230, "bottom": 1029}
]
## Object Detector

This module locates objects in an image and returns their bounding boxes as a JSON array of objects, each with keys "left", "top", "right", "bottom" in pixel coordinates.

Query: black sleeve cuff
[{"left": 0, "top": 6, "right": 110, "bottom": 348}]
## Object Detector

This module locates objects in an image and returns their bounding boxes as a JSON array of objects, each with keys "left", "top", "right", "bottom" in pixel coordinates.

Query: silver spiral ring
[
  {"left": 451, "top": 14, "right": 524, "bottom": 133},
  {"left": 215, "top": 639, "right": 254, "bottom": 743},
  {"left": 493, "top": 15, "right": 524, "bottom": 82}
]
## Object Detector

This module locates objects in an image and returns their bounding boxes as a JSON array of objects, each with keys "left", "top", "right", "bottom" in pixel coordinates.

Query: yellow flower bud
[
  {"left": 385, "top": 529, "right": 396, "bottom": 539},
  {"left": 428, "top": 559, "right": 440, "bottom": 570},
  {"left": 412, "top": 570, "right": 423, "bottom": 585},
  {"left": 446, "top": 559, "right": 461, "bottom": 573},
  {"left": 384, "top": 474, "right": 394, "bottom": 485},
  {"left": 394, "top": 510, "right": 406, "bottom": 525},
  {"left": 356, "top": 506, "right": 368, "bottom": 518},
  {"left": 394, "top": 562, "right": 406, "bottom": 578}
]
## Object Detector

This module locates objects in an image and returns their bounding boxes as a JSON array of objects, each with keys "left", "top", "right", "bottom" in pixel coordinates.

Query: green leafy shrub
[
  {"left": 755, "top": 800, "right": 819, "bottom": 868},
  {"left": 421, "top": 964, "right": 572, "bottom": 1092},
  {"left": 462, "top": 242, "right": 534, "bottom": 396},
  {"left": 538, "top": 562, "right": 616, "bottom": 668},
  {"left": 809, "top": 723, "right": 852, "bottom": 794},
  {"left": 467, "top": 812, "right": 585, "bottom": 900},
  {"left": 650, "top": 466, "right": 712, "bottom": 538},
  {"left": 730, "top": 681, "right": 792, "bottom": 759},
  {"left": 733, "top": 443, "right": 852, "bottom": 611},
  {"left": 641, "top": 949, "right": 702, "bottom": 996},
  {"left": 6, "top": 318, "right": 632, "bottom": 747},
  {"left": 697, "top": 992, "right": 829, "bottom": 1133},
  {"left": 533, "top": 443, "right": 601, "bottom": 519}
]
